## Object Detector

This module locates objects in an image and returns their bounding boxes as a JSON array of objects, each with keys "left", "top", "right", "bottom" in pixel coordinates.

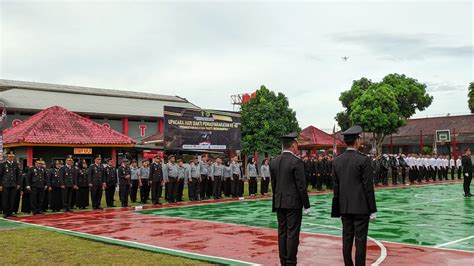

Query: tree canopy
[
  {"left": 468, "top": 82, "right": 474, "bottom": 113},
  {"left": 241, "top": 85, "right": 300, "bottom": 156},
  {"left": 336, "top": 73, "right": 433, "bottom": 154}
]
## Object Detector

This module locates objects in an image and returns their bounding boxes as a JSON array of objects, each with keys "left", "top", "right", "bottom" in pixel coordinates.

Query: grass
[{"left": 0, "top": 226, "right": 212, "bottom": 265}]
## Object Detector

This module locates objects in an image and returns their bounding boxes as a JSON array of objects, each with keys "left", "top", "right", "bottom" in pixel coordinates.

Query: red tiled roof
[
  {"left": 394, "top": 115, "right": 474, "bottom": 136},
  {"left": 3, "top": 106, "right": 135, "bottom": 146},
  {"left": 298, "top": 126, "right": 345, "bottom": 147}
]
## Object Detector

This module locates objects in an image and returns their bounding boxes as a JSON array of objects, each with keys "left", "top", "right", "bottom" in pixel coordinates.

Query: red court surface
[{"left": 10, "top": 180, "right": 474, "bottom": 265}]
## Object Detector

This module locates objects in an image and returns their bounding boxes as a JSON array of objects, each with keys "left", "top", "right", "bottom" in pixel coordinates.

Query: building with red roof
[
  {"left": 298, "top": 125, "right": 345, "bottom": 156},
  {"left": 3, "top": 106, "right": 135, "bottom": 166}
]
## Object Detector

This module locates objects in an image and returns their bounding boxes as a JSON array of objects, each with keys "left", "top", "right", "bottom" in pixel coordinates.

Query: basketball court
[{"left": 6, "top": 181, "right": 473, "bottom": 265}]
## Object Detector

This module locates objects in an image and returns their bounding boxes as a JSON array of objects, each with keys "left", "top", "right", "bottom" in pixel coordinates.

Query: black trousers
[
  {"left": 401, "top": 168, "right": 406, "bottom": 184},
  {"left": 213, "top": 176, "right": 222, "bottom": 199},
  {"left": 392, "top": 167, "right": 398, "bottom": 185},
  {"left": 207, "top": 178, "right": 214, "bottom": 198},
  {"left": 140, "top": 180, "right": 150, "bottom": 203},
  {"left": 249, "top": 176, "right": 257, "bottom": 195},
  {"left": 224, "top": 177, "right": 231, "bottom": 197},
  {"left": 310, "top": 174, "right": 317, "bottom": 189},
  {"left": 31, "top": 187, "right": 45, "bottom": 214},
  {"left": 325, "top": 174, "right": 333, "bottom": 189},
  {"left": 130, "top": 180, "right": 139, "bottom": 202},
  {"left": 188, "top": 178, "right": 200, "bottom": 201},
  {"left": 13, "top": 188, "right": 20, "bottom": 213},
  {"left": 21, "top": 190, "right": 31, "bottom": 214},
  {"left": 341, "top": 214, "right": 370, "bottom": 266},
  {"left": 176, "top": 178, "right": 184, "bottom": 201},
  {"left": 76, "top": 186, "right": 89, "bottom": 208},
  {"left": 231, "top": 175, "right": 241, "bottom": 197},
  {"left": 119, "top": 185, "right": 130, "bottom": 207},
  {"left": 316, "top": 174, "right": 324, "bottom": 190},
  {"left": 49, "top": 187, "right": 62, "bottom": 211},
  {"left": 42, "top": 190, "right": 49, "bottom": 211},
  {"left": 261, "top": 177, "right": 270, "bottom": 195},
  {"left": 105, "top": 185, "right": 116, "bottom": 207},
  {"left": 151, "top": 181, "right": 163, "bottom": 204},
  {"left": 90, "top": 186, "right": 103, "bottom": 209},
  {"left": 451, "top": 167, "right": 455, "bottom": 180},
  {"left": 458, "top": 167, "right": 462, "bottom": 179},
  {"left": 2, "top": 187, "right": 18, "bottom": 216},
  {"left": 276, "top": 208, "right": 302, "bottom": 266},
  {"left": 62, "top": 187, "right": 74, "bottom": 211},
  {"left": 167, "top": 177, "right": 178, "bottom": 203},
  {"left": 463, "top": 172, "right": 472, "bottom": 195},
  {"left": 200, "top": 175, "right": 208, "bottom": 199}
]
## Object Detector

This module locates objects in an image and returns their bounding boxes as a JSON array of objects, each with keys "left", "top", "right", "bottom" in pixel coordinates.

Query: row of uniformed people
[
  {"left": 302, "top": 155, "right": 334, "bottom": 191},
  {"left": 405, "top": 154, "right": 464, "bottom": 183}
]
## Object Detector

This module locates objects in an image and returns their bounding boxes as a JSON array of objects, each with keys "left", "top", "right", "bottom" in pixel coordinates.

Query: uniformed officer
[
  {"left": 223, "top": 160, "right": 232, "bottom": 197},
  {"left": 303, "top": 156, "right": 312, "bottom": 190},
  {"left": 163, "top": 155, "right": 178, "bottom": 203},
  {"left": 26, "top": 158, "right": 48, "bottom": 215},
  {"left": 199, "top": 155, "right": 210, "bottom": 200},
  {"left": 60, "top": 155, "right": 77, "bottom": 212},
  {"left": 461, "top": 149, "right": 472, "bottom": 197},
  {"left": 104, "top": 158, "right": 118, "bottom": 207},
  {"left": 118, "top": 158, "right": 132, "bottom": 207},
  {"left": 331, "top": 126, "right": 377, "bottom": 266},
  {"left": 230, "top": 155, "right": 241, "bottom": 198},
  {"left": 456, "top": 155, "right": 462, "bottom": 179},
  {"left": 206, "top": 159, "right": 214, "bottom": 198},
  {"left": 0, "top": 151, "right": 22, "bottom": 217},
  {"left": 88, "top": 155, "right": 106, "bottom": 210},
  {"left": 176, "top": 159, "right": 186, "bottom": 202},
  {"left": 47, "top": 161, "right": 62, "bottom": 212},
  {"left": 246, "top": 157, "right": 258, "bottom": 197},
  {"left": 211, "top": 158, "right": 225, "bottom": 199},
  {"left": 270, "top": 133, "right": 310, "bottom": 266},
  {"left": 76, "top": 160, "right": 89, "bottom": 209},
  {"left": 188, "top": 156, "right": 201, "bottom": 201},
  {"left": 139, "top": 160, "right": 151, "bottom": 204},
  {"left": 260, "top": 158, "right": 271, "bottom": 196},
  {"left": 149, "top": 156, "right": 164, "bottom": 205}
]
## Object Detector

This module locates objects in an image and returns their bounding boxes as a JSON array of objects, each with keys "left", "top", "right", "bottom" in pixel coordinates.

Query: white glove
[
  {"left": 303, "top": 208, "right": 311, "bottom": 216},
  {"left": 370, "top": 212, "right": 377, "bottom": 221},
  {"left": 465, "top": 173, "right": 469, "bottom": 177}
]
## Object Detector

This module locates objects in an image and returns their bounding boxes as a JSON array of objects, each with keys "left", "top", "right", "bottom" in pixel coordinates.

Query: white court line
[
  {"left": 303, "top": 222, "right": 387, "bottom": 266},
  {"left": 2, "top": 218, "right": 258, "bottom": 266},
  {"left": 435, "top": 235, "right": 474, "bottom": 248}
]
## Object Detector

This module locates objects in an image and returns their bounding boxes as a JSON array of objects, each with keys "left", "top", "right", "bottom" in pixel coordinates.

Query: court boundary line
[
  {"left": 145, "top": 202, "right": 474, "bottom": 255},
  {"left": 2, "top": 218, "right": 257, "bottom": 266},
  {"left": 435, "top": 235, "right": 474, "bottom": 248}
]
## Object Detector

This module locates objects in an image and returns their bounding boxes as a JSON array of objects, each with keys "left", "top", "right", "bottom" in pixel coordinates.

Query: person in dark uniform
[
  {"left": 326, "top": 155, "right": 334, "bottom": 189},
  {"left": 76, "top": 160, "right": 89, "bottom": 209},
  {"left": 331, "top": 126, "right": 377, "bottom": 266},
  {"left": 104, "top": 158, "right": 118, "bottom": 207},
  {"left": 60, "top": 155, "right": 77, "bottom": 212},
  {"left": 48, "top": 160, "right": 63, "bottom": 212},
  {"left": 12, "top": 162, "right": 24, "bottom": 215},
  {"left": 88, "top": 155, "right": 105, "bottom": 210},
  {"left": 149, "top": 156, "right": 163, "bottom": 205},
  {"left": 303, "top": 156, "right": 312, "bottom": 190},
  {"left": 461, "top": 148, "right": 472, "bottom": 197},
  {"left": 0, "top": 151, "right": 22, "bottom": 218},
  {"left": 399, "top": 154, "right": 408, "bottom": 184},
  {"left": 118, "top": 159, "right": 132, "bottom": 207},
  {"left": 270, "top": 133, "right": 310, "bottom": 266},
  {"left": 26, "top": 158, "right": 48, "bottom": 215},
  {"left": 20, "top": 168, "right": 31, "bottom": 214}
]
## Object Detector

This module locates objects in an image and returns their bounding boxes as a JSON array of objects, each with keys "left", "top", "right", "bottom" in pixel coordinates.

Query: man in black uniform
[
  {"left": 270, "top": 133, "right": 310, "bottom": 266},
  {"left": 88, "top": 155, "right": 105, "bottom": 210},
  {"left": 60, "top": 155, "right": 77, "bottom": 212},
  {"left": 26, "top": 158, "right": 48, "bottom": 215},
  {"left": 104, "top": 158, "right": 118, "bottom": 207},
  {"left": 149, "top": 156, "right": 163, "bottom": 205},
  {"left": 0, "top": 151, "right": 22, "bottom": 218},
  {"left": 332, "top": 126, "right": 377, "bottom": 266},
  {"left": 118, "top": 158, "right": 132, "bottom": 207},
  {"left": 303, "top": 156, "right": 312, "bottom": 191},
  {"left": 461, "top": 148, "right": 472, "bottom": 197}
]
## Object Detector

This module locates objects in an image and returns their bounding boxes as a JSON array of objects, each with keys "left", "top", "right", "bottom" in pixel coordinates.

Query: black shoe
[
  {"left": 464, "top": 194, "right": 472, "bottom": 197},
  {"left": 3, "top": 214, "right": 9, "bottom": 218}
]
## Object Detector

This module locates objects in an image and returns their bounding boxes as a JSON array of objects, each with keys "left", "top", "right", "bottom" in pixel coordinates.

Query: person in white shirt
[
  {"left": 456, "top": 156, "right": 463, "bottom": 179},
  {"left": 450, "top": 157, "right": 456, "bottom": 180},
  {"left": 436, "top": 156, "right": 444, "bottom": 181}
]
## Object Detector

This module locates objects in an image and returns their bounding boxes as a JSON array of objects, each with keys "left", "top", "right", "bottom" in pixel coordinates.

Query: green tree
[
  {"left": 468, "top": 82, "right": 474, "bottom": 113},
  {"left": 241, "top": 85, "right": 300, "bottom": 156},
  {"left": 336, "top": 74, "right": 433, "bottom": 155}
]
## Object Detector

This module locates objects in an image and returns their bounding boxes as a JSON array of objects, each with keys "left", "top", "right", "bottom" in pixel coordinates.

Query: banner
[
  {"left": 164, "top": 106, "right": 241, "bottom": 151},
  {"left": 0, "top": 102, "right": 6, "bottom": 158}
]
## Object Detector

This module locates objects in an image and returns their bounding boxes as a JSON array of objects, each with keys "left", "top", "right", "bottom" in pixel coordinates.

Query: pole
[
  {"left": 420, "top": 130, "right": 423, "bottom": 154},
  {"left": 453, "top": 128, "right": 457, "bottom": 159},
  {"left": 390, "top": 134, "right": 393, "bottom": 154}
]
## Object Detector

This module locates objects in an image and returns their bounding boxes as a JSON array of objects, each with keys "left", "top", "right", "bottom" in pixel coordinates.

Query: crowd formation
[
  {"left": 0, "top": 152, "right": 274, "bottom": 218},
  {"left": 1, "top": 147, "right": 472, "bottom": 219}
]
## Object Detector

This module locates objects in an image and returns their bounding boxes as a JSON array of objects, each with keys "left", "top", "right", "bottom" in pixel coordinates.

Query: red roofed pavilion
[
  {"left": 298, "top": 125, "right": 345, "bottom": 156},
  {"left": 3, "top": 106, "right": 135, "bottom": 166}
]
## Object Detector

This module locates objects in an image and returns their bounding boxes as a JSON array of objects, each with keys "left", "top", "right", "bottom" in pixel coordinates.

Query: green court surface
[{"left": 141, "top": 183, "right": 474, "bottom": 252}]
